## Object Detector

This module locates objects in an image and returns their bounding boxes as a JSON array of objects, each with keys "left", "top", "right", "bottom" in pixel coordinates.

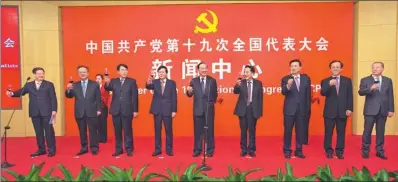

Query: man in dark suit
[
  {"left": 6, "top": 67, "right": 57, "bottom": 157},
  {"left": 146, "top": 65, "right": 177, "bottom": 156},
  {"left": 358, "top": 62, "right": 394, "bottom": 160},
  {"left": 320, "top": 60, "right": 353, "bottom": 159},
  {"left": 96, "top": 74, "right": 110, "bottom": 143},
  {"left": 104, "top": 64, "right": 138, "bottom": 157},
  {"left": 233, "top": 65, "right": 263, "bottom": 157},
  {"left": 65, "top": 65, "right": 101, "bottom": 156},
  {"left": 281, "top": 59, "right": 311, "bottom": 159},
  {"left": 186, "top": 62, "right": 218, "bottom": 157}
]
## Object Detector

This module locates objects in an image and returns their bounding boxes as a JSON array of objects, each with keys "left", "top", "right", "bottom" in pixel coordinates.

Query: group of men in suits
[{"left": 6, "top": 60, "right": 394, "bottom": 160}]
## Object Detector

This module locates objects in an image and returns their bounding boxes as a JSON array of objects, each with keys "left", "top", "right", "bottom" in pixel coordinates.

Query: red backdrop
[
  {"left": 61, "top": 2, "right": 354, "bottom": 136},
  {"left": 1, "top": 6, "right": 22, "bottom": 109}
]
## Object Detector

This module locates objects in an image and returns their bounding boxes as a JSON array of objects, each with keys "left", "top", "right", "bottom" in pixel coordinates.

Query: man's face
[
  {"left": 290, "top": 62, "right": 301, "bottom": 75},
  {"left": 96, "top": 75, "right": 103, "bottom": 84},
  {"left": 78, "top": 67, "right": 89, "bottom": 80},
  {"left": 198, "top": 63, "right": 207, "bottom": 77},
  {"left": 35, "top": 70, "right": 45, "bottom": 81},
  {"left": 372, "top": 63, "right": 383, "bottom": 76},
  {"left": 244, "top": 67, "right": 253, "bottom": 80},
  {"left": 158, "top": 68, "right": 167, "bottom": 79},
  {"left": 118, "top": 66, "right": 128, "bottom": 78},
  {"left": 330, "top": 62, "right": 342, "bottom": 76}
]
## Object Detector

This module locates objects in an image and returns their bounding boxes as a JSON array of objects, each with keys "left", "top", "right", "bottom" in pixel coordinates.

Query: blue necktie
[{"left": 82, "top": 81, "right": 87, "bottom": 97}]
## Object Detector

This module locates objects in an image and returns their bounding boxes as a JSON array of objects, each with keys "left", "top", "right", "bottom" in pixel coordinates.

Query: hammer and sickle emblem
[{"left": 194, "top": 10, "right": 218, "bottom": 34}]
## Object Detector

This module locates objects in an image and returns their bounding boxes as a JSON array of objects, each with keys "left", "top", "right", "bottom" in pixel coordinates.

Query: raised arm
[
  {"left": 358, "top": 78, "right": 373, "bottom": 96},
  {"left": 320, "top": 78, "right": 332, "bottom": 96}
]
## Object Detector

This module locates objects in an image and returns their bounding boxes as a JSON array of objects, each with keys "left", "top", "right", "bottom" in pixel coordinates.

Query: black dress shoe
[
  {"left": 127, "top": 152, "right": 133, "bottom": 157},
  {"left": 336, "top": 154, "right": 344, "bottom": 159},
  {"left": 47, "top": 153, "right": 55, "bottom": 157},
  {"left": 284, "top": 155, "right": 291, "bottom": 159},
  {"left": 112, "top": 151, "right": 123, "bottom": 157},
  {"left": 92, "top": 151, "right": 98, "bottom": 155},
  {"left": 376, "top": 153, "right": 387, "bottom": 160},
  {"left": 240, "top": 151, "right": 247, "bottom": 157},
  {"left": 192, "top": 151, "right": 201, "bottom": 157},
  {"left": 166, "top": 152, "right": 174, "bottom": 156},
  {"left": 76, "top": 150, "right": 88, "bottom": 156},
  {"left": 152, "top": 151, "right": 161, "bottom": 156},
  {"left": 249, "top": 152, "right": 256, "bottom": 157},
  {"left": 362, "top": 153, "right": 369, "bottom": 159},
  {"left": 30, "top": 151, "right": 46, "bottom": 158},
  {"left": 295, "top": 153, "right": 306, "bottom": 159},
  {"left": 326, "top": 153, "right": 333, "bottom": 159},
  {"left": 207, "top": 153, "right": 213, "bottom": 157}
]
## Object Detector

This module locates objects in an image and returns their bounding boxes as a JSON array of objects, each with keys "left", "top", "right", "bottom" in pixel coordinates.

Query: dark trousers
[
  {"left": 283, "top": 107, "right": 303, "bottom": 155},
  {"left": 239, "top": 104, "right": 257, "bottom": 153},
  {"left": 154, "top": 114, "right": 173, "bottom": 153},
  {"left": 324, "top": 117, "right": 347, "bottom": 155},
  {"left": 362, "top": 111, "right": 387, "bottom": 154},
  {"left": 31, "top": 115, "right": 56, "bottom": 154},
  {"left": 76, "top": 113, "right": 99, "bottom": 152},
  {"left": 193, "top": 111, "right": 215, "bottom": 154},
  {"left": 98, "top": 106, "right": 108, "bottom": 142},
  {"left": 112, "top": 114, "right": 134, "bottom": 153}
]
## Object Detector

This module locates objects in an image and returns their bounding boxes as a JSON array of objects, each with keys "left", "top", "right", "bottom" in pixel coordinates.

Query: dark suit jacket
[
  {"left": 146, "top": 79, "right": 177, "bottom": 116},
  {"left": 186, "top": 76, "right": 218, "bottom": 116},
  {"left": 65, "top": 79, "right": 101, "bottom": 118},
  {"left": 233, "top": 79, "right": 263, "bottom": 119},
  {"left": 320, "top": 76, "right": 353, "bottom": 118},
  {"left": 281, "top": 74, "right": 311, "bottom": 116},
  {"left": 358, "top": 75, "right": 394, "bottom": 116},
  {"left": 104, "top": 77, "right": 139, "bottom": 116},
  {"left": 12, "top": 80, "right": 57, "bottom": 117}
]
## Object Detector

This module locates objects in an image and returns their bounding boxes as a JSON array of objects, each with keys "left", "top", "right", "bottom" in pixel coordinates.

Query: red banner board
[{"left": 1, "top": 6, "right": 22, "bottom": 110}]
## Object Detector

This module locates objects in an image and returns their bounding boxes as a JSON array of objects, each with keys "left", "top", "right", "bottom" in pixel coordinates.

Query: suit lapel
[
  {"left": 163, "top": 79, "right": 170, "bottom": 97},
  {"left": 76, "top": 81, "right": 83, "bottom": 97},
  {"left": 196, "top": 77, "right": 203, "bottom": 96},
  {"left": 381, "top": 76, "right": 387, "bottom": 92},
  {"left": 241, "top": 79, "right": 248, "bottom": 102},
  {"left": 299, "top": 75, "right": 304, "bottom": 92},
  {"left": 205, "top": 76, "right": 211, "bottom": 94}
]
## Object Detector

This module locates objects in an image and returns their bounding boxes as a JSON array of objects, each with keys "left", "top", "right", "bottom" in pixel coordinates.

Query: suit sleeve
[
  {"left": 12, "top": 85, "right": 29, "bottom": 97},
  {"left": 145, "top": 81, "right": 154, "bottom": 90},
  {"left": 358, "top": 78, "right": 373, "bottom": 96},
  {"left": 132, "top": 80, "right": 139, "bottom": 113},
  {"left": 172, "top": 81, "right": 177, "bottom": 112},
  {"left": 233, "top": 83, "right": 240, "bottom": 94},
  {"left": 388, "top": 79, "right": 395, "bottom": 112},
  {"left": 104, "top": 80, "right": 113, "bottom": 91},
  {"left": 213, "top": 79, "right": 218, "bottom": 101},
  {"left": 347, "top": 79, "right": 354, "bottom": 111},
  {"left": 186, "top": 79, "right": 194, "bottom": 97},
  {"left": 95, "top": 84, "right": 101, "bottom": 112},
  {"left": 49, "top": 82, "right": 58, "bottom": 112},
  {"left": 281, "top": 77, "right": 290, "bottom": 96},
  {"left": 320, "top": 79, "right": 332, "bottom": 96},
  {"left": 65, "top": 84, "right": 74, "bottom": 98},
  {"left": 307, "top": 77, "right": 312, "bottom": 112}
]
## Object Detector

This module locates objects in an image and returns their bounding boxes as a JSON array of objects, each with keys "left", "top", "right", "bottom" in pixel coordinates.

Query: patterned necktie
[
  {"left": 335, "top": 77, "right": 339, "bottom": 95},
  {"left": 161, "top": 80, "right": 165, "bottom": 95},
  {"left": 247, "top": 81, "right": 252, "bottom": 105},
  {"left": 295, "top": 77, "right": 300, "bottom": 91},
  {"left": 201, "top": 78, "right": 205, "bottom": 93},
  {"left": 82, "top": 81, "right": 87, "bottom": 97}
]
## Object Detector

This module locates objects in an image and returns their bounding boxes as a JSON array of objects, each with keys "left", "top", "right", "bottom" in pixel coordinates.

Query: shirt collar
[{"left": 199, "top": 76, "right": 206, "bottom": 80}]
